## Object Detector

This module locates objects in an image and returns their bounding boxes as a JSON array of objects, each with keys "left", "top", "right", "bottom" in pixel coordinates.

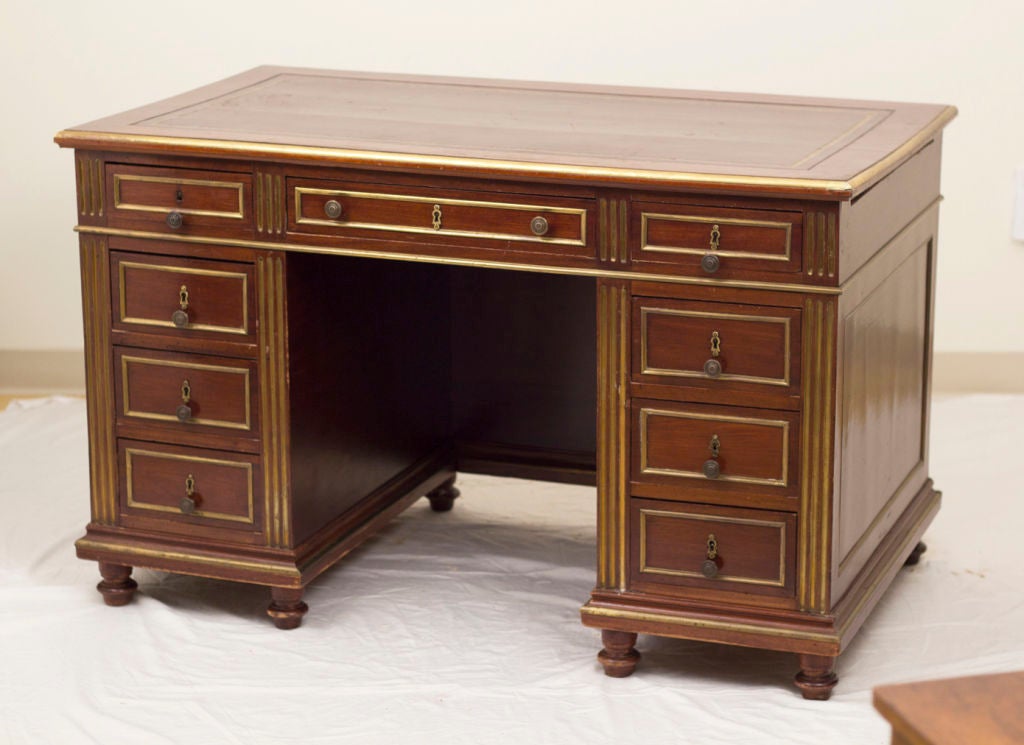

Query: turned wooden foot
[
  {"left": 267, "top": 587, "right": 308, "bottom": 630},
  {"left": 598, "top": 630, "right": 641, "bottom": 678},
  {"left": 426, "top": 476, "right": 460, "bottom": 512},
  {"left": 904, "top": 541, "right": 927, "bottom": 567},
  {"left": 97, "top": 562, "right": 138, "bottom": 606},
  {"left": 794, "top": 653, "right": 838, "bottom": 700}
]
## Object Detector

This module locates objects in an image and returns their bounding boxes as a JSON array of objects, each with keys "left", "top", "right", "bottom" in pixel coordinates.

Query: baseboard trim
[
  {"left": 0, "top": 350, "right": 1020, "bottom": 396},
  {"left": 932, "top": 352, "right": 1024, "bottom": 393},
  {"left": 0, "top": 350, "right": 85, "bottom": 394}
]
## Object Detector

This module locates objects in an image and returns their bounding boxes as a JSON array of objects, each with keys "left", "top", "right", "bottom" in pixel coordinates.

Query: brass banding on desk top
[
  {"left": 83, "top": 227, "right": 844, "bottom": 295},
  {"left": 639, "top": 407, "right": 790, "bottom": 487},
  {"left": 124, "top": 446, "right": 255, "bottom": 524},
  {"left": 639, "top": 507, "right": 788, "bottom": 587},
  {"left": 640, "top": 213, "right": 793, "bottom": 261},
  {"left": 113, "top": 174, "right": 246, "bottom": 219},
  {"left": 117, "top": 260, "right": 250, "bottom": 334},
  {"left": 295, "top": 187, "right": 587, "bottom": 246},
  {"left": 119, "top": 355, "right": 252, "bottom": 431},
  {"left": 639, "top": 306, "right": 792, "bottom": 386}
]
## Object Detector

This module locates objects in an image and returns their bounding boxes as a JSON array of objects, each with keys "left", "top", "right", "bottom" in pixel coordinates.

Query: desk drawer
[
  {"left": 115, "top": 348, "right": 257, "bottom": 436},
  {"left": 633, "top": 399, "right": 799, "bottom": 501},
  {"left": 633, "top": 297, "right": 801, "bottom": 398},
  {"left": 288, "top": 179, "right": 591, "bottom": 255},
  {"left": 632, "top": 202, "right": 803, "bottom": 277},
  {"left": 111, "top": 252, "right": 255, "bottom": 342},
  {"left": 118, "top": 441, "right": 261, "bottom": 536},
  {"left": 107, "top": 164, "right": 253, "bottom": 237},
  {"left": 630, "top": 498, "right": 796, "bottom": 600}
]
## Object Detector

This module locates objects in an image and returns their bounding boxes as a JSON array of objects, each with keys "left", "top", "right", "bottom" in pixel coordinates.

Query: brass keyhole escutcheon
[
  {"left": 432, "top": 204, "right": 443, "bottom": 231},
  {"left": 703, "top": 435, "right": 721, "bottom": 479},
  {"left": 701, "top": 533, "right": 720, "bottom": 578},
  {"left": 176, "top": 379, "right": 193, "bottom": 422},
  {"left": 709, "top": 224, "right": 721, "bottom": 251},
  {"left": 710, "top": 331, "right": 721, "bottom": 357},
  {"left": 179, "top": 285, "right": 190, "bottom": 311},
  {"left": 704, "top": 331, "right": 723, "bottom": 377},
  {"left": 172, "top": 285, "right": 191, "bottom": 328},
  {"left": 180, "top": 473, "right": 197, "bottom": 514},
  {"left": 181, "top": 380, "right": 191, "bottom": 403}
]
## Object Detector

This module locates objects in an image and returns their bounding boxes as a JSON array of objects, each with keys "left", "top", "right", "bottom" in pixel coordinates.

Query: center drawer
[{"left": 288, "top": 178, "right": 592, "bottom": 256}]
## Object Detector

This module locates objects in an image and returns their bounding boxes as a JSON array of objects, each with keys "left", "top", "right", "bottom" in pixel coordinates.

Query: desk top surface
[{"left": 56, "top": 66, "right": 955, "bottom": 198}]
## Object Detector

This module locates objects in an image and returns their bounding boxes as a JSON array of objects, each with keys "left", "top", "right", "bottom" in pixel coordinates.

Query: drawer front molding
[
  {"left": 639, "top": 507, "right": 789, "bottom": 588},
  {"left": 113, "top": 174, "right": 246, "bottom": 219},
  {"left": 294, "top": 186, "right": 588, "bottom": 247},
  {"left": 641, "top": 212, "right": 793, "bottom": 262}
]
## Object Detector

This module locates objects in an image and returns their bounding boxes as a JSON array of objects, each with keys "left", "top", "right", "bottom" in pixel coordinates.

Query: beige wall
[{"left": 1, "top": 1, "right": 1021, "bottom": 381}]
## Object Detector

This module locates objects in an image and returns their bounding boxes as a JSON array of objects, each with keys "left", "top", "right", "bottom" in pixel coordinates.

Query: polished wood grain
[
  {"left": 57, "top": 67, "right": 955, "bottom": 197},
  {"left": 874, "top": 672, "right": 1024, "bottom": 745}
]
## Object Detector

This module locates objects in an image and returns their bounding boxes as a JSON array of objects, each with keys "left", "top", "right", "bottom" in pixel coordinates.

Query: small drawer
[
  {"left": 632, "top": 399, "right": 799, "bottom": 500},
  {"left": 632, "top": 202, "right": 803, "bottom": 277},
  {"left": 633, "top": 296, "right": 801, "bottom": 398},
  {"left": 118, "top": 441, "right": 261, "bottom": 535},
  {"left": 111, "top": 251, "right": 255, "bottom": 341},
  {"left": 288, "top": 179, "right": 591, "bottom": 256},
  {"left": 107, "top": 164, "right": 253, "bottom": 236},
  {"left": 115, "top": 348, "right": 257, "bottom": 436},
  {"left": 630, "top": 498, "right": 796, "bottom": 598}
]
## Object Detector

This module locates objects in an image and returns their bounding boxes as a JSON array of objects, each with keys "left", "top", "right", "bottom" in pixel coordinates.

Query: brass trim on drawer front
[
  {"left": 639, "top": 407, "right": 790, "bottom": 487},
  {"left": 294, "top": 187, "right": 587, "bottom": 246},
  {"left": 640, "top": 213, "right": 792, "bottom": 261},
  {"left": 117, "top": 261, "right": 250, "bottom": 335},
  {"left": 112, "top": 174, "right": 246, "bottom": 219},
  {"left": 120, "top": 355, "right": 252, "bottom": 431},
  {"left": 125, "top": 447, "right": 255, "bottom": 524},
  {"left": 639, "top": 507, "right": 787, "bottom": 587},
  {"left": 639, "top": 306, "right": 792, "bottom": 386}
]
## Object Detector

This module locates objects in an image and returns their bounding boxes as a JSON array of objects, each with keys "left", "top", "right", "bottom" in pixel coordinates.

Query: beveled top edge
[{"left": 54, "top": 66, "right": 958, "bottom": 200}]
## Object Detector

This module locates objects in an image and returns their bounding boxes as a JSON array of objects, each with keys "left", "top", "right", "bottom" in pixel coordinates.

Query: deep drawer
[
  {"left": 118, "top": 441, "right": 261, "bottom": 535},
  {"left": 288, "top": 178, "right": 592, "bottom": 255},
  {"left": 632, "top": 202, "right": 803, "bottom": 277},
  {"left": 107, "top": 164, "right": 253, "bottom": 237},
  {"left": 633, "top": 296, "right": 801, "bottom": 398},
  {"left": 111, "top": 251, "right": 255, "bottom": 342},
  {"left": 632, "top": 399, "right": 800, "bottom": 502},
  {"left": 115, "top": 348, "right": 257, "bottom": 436},
  {"left": 630, "top": 498, "right": 796, "bottom": 599}
]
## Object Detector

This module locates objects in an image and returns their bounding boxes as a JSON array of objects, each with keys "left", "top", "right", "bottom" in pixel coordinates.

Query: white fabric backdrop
[{"left": 1, "top": 395, "right": 1022, "bottom": 744}]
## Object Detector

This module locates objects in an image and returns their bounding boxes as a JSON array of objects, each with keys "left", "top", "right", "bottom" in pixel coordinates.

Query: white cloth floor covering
[{"left": 1, "top": 395, "right": 1022, "bottom": 744}]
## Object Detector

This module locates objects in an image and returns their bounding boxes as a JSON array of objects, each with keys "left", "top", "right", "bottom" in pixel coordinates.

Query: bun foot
[
  {"left": 795, "top": 653, "right": 838, "bottom": 700},
  {"left": 267, "top": 587, "right": 308, "bottom": 630},
  {"left": 598, "top": 630, "right": 640, "bottom": 678},
  {"left": 426, "top": 476, "right": 460, "bottom": 512},
  {"left": 97, "top": 562, "right": 138, "bottom": 606},
  {"left": 904, "top": 541, "right": 927, "bottom": 567}
]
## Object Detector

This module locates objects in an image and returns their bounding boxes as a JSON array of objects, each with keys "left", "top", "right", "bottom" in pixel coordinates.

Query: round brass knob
[
  {"left": 700, "top": 253, "right": 720, "bottom": 274},
  {"left": 179, "top": 496, "right": 197, "bottom": 514},
  {"left": 703, "top": 358, "right": 722, "bottom": 378},
  {"left": 171, "top": 309, "right": 189, "bottom": 328},
  {"left": 701, "top": 559, "right": 719, "bottom": 579},
  {"left": 167, "top": 211, "right": 184, "bottom": 230},
  {"left": 702, "top": 459, "right": 721, "bottom": 479},
  {"left": 530, "top": 216, "right": 549, "bottom": 236},
  {"left": 324, "top": 200, "right": 343, "bottom": 219},
  {"left": 176, "top": 403, "right": 192, "bottom": 422}
]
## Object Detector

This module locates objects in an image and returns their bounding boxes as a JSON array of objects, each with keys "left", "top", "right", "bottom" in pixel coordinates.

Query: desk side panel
[{"left": 285, "top": 254, "right": 452, "bottom": 545}]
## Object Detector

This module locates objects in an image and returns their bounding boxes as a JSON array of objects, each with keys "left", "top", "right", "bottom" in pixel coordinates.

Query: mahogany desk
[{"left": 56, "top": 67, "right": 955, "bottom": 699}]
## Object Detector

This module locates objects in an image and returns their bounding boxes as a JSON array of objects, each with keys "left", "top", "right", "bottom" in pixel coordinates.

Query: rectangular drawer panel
[
  {"left": 289, "top": 179, "right": 591, "bottom": 255},
  {"left": 111, "top": 251, "right": 255, "bottom": 341},
  {"left": 632, "top": 202, "right": 803, "bottom": 277},
  {"left": 107, "top": 164, "right": 253, "bottom": 236},
  {"left": 634, "top": 296, "right": 800, "bottom": 397},
  {"left": 115, "top": 348, "right": 257, "bottom": 435},
  {"left": 119, "top": 441, "right": 260, "bottom": 531},
  {"left": 631, "top": 498, "right": 796, "bottom": 599},
  {"left": 633, "top": 399, "right": 799, "bottom": 500}
]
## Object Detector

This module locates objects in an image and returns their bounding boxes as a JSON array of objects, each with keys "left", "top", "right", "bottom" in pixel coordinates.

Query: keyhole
[
  {"left": 175, "top": 189, "right": 184, "bottom": 204},
  {"left": 185, "top": 473, "right": 195, "bottom": 496},
  {"left": 710, "top": 331, "right": 721, "bottom": 358},
  {"left": 431, "top": 204, "right": 443, "bottom": 230}
]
